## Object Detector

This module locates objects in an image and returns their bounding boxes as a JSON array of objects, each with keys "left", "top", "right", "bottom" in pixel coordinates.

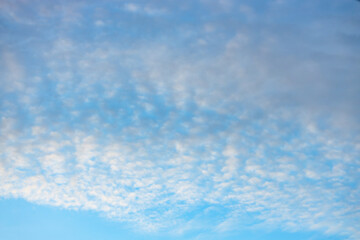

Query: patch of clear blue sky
[{"left": 0, "top": 198, "right": 344, "bottom": 240}]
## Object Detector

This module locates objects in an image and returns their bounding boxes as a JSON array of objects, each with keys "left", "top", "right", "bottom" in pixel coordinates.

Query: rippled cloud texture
[{"left": 1, "top": 0, "right": 360, "bottom": 239}]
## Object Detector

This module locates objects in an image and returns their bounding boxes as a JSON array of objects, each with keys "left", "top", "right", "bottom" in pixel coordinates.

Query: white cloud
[
  {"left": 124, "top": 2, "right": 167, "bottom": 16},
  {"left": 124, "top": 3, "right": 139, "bottom": 13},
  {"left": 1, "top": 0, "right": 359, "bottom": 239}
]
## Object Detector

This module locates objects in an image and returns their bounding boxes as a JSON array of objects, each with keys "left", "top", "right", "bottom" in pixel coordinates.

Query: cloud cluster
[{"left": 1, "top": 0, "right": 360, "bottom": 239}]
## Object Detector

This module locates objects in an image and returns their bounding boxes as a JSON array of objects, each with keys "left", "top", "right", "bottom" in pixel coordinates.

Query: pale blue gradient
[{"left": 0, "top": 199, "right": 344, "bottom": 240}]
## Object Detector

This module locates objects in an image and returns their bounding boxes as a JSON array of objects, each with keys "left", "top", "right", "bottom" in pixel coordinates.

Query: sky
[{"left": 0, "top": 0, "right": 359, "bottom": 240}]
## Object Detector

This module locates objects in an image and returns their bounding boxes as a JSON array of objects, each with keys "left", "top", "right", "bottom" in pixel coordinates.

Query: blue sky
[{"left": 0, "top": 0, "right": 359, "bottom": 240}]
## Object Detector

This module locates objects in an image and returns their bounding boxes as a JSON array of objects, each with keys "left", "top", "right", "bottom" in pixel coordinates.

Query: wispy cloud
[{"left": 123, "top": 2, "right": 168, "bottom": 16}]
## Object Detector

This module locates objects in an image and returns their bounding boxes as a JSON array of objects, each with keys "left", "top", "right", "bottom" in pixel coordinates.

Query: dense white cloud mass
[{"left": 0, "top": 0, "right": 359, "bottom": 239}]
